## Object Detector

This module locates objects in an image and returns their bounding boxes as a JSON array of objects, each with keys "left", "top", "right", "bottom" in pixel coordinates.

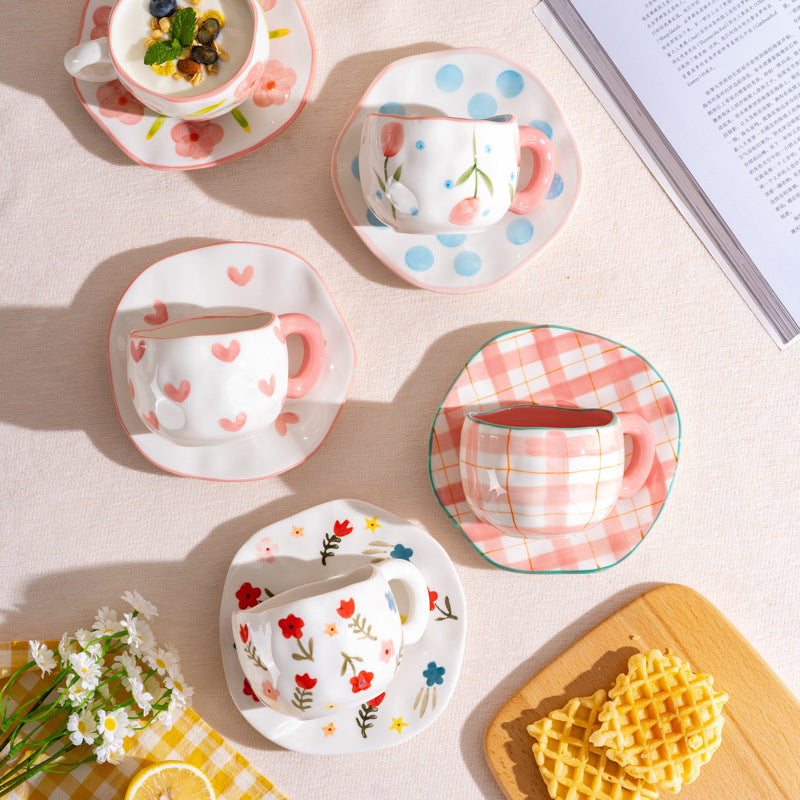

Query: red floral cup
[
  {"left": 232, "top": 560, "right": 429, "bottom": 718},
  {"left": 358, "top": 113, "right": 555, "bottom": 233},
  {"left": 63, "top": 0, "right": 269, "bottom": 120}
]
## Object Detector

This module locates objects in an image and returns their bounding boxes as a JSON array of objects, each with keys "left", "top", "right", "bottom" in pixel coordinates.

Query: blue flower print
[
  {"left": 390, "top": 543, "right": 413, "bottom": 561},
  {"left": 385, "top": 591, "right": 397, "bottom": 612},
  {"left": 422, "top": 661, "right": 445, "bottom": 687}
]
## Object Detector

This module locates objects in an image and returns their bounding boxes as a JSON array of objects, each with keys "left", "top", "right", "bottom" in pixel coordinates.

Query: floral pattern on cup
[
  {"left": 90, "top": 6, "right": 111, "bottom": 40},
  {"left": 234, "top": 61, "right": 268, "bottom": 103},
  {"left": 171, "top": 121, "right": 225, "bottom": 160},
  {"left": 252, "top": 59, "right": 297, "bottom": 107},
  {"left": 97, "top": 80, "right": 144, "bottom": 125}
]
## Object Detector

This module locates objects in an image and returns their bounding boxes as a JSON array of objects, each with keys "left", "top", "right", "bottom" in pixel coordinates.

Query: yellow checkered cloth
[{"left": 0, "top": 641, "right": 287, "bottom": 800}]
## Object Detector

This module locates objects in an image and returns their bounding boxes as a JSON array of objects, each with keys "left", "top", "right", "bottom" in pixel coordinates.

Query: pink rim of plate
[
  {"left": 72, "top": 0, "right": 316, "bottom": 170},
  {"left": 428, "top": 325, "right": 681, "bottom": 573},
  {"left": 106, "top": 242, "right": 356, "bottom": 482},
  {"left": 330, "top": 47, "right": 584, "bottom": 294},
  {"left": 107, "top": 0, "right": 260, "bottom": 104}
]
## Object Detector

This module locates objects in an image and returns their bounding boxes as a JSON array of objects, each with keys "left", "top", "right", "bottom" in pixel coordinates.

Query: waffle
[
  {"left": 589, "top": 650, "right": 728, "bottom": 793},
  {"left": 527, "top": 690, "right": 659, "bottom": 800}
]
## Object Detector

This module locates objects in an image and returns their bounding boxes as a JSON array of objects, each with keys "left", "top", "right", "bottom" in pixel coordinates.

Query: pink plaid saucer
[{"left": 428, "top": 325, "right": 680, "bottom": 573}]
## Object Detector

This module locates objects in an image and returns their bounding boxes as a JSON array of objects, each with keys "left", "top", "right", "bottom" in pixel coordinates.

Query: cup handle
[
  {"left": 616, "top": 412, "right": 656, "bottom": 499},
  {"left": 376, "top": 558, "right": 429, "bottom": 646},
  {"left": 64, "top": 37, "right": 118, "bottom": 82},
  {"left": 277, "top": 314, "right": 326, "bottom": 399},
  {"left": 509, "top": 126, "right": 556, "bottom": 214}
]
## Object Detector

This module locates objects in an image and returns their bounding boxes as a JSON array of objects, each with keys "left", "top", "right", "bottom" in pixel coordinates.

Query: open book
[{"left": 537, "top": 0, "right": 800, "bottom": 347}]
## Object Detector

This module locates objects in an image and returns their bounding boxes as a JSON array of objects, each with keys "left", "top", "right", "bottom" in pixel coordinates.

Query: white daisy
[
  {"left": 136, "top": 620, "right": 157, "bottom": 656},
  {"left": 58, "top": 633, "right": 78, "bottom": 662},
  {"left": 29, "top": 641, "right": 56, "bottom": 676},
  {"left": 96, "top": 708, "right": 132, "bottom": 746},
  {"left": 61, "top": 680, "right": 91, "bottom": 708},
  {"left": 121, "top": 591, "right": 158, "bottom": 620},
  {"left": 94, "top": 740, "right": 125, "bottom": 765},
  {"left": 120, "top": 613, "right": 142, "bottom": 650},
  {"left": 74, "top": 629, "right": 94, "bottom": 649},
  {"left": 113, "top": 650, "right": 139, "bottom": 676},
  {"left": 67, "top": 710, "right": 97, "bottom": 746},
  {"left": 68, "top": 651, "right": 102, "bottom": 691},
  {"left": 146, "top": 646, "right": 180, "bottom": 677},
  {"left": 165, "top": 673, "right": 193, "bottom": 708},
  {"left": 92, "top": 606, "right": 121, "bottom": 636},
  {"left": 131, "top": 681, "right": 154, "bottom": 715}
]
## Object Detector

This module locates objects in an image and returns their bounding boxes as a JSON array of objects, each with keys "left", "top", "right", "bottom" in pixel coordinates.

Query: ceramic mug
[
  {"left": 459, "top": 404, "right": 656, "bottom": 538},
  {"left": 358, "top": 113, "right": 555, "bottom": 233},
  {"left": 63, "top": 0, "right": 269, "bottom": 119},
  {"left": 127, "top": 311, "right": 325, "bottom": 446},
  {"left": 232, "top": 559, "right": 430, "bottom": 717}
]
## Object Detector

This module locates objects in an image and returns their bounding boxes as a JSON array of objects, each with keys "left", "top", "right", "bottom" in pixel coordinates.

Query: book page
[{"left": 565, "top": 0, "right": 800, "bottom": 341}]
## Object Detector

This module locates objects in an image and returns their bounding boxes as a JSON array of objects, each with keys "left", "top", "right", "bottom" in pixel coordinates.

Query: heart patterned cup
[
  {"left": 459, "top": 404, "right": 656, "bottom": 538},
  {"left": 232, "top": 559, "right": 430, "bottom": 718},
  {"left": 127, "top": 311, "right": 325, "bottom": 446}
]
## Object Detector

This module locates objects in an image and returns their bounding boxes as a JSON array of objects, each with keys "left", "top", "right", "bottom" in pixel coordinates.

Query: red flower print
[
  {"left": 428, "top": 589, "right": 438, "bottom": 611},
  {"left": 278, "top": 613, "right": 305, "bottom": 639},
  {"left": 378, "top": 639, "right": 395, "bottom": 664},
  {"left": 97, "top": 81, "right": 144, "bottom": 126},
  {"left": 171, "top": 121, "right": 224, "bottom": 160},
  {"left": 233, "top": 61, "right": 266, "bottom": 103},
  {"left": 366, "top": 692, "right": 385, "bottom": 708},
  {"left": 252, "top": 59, "right": 297, "bottom": 108},
  {"left": 235, "top": 582, "right": 261, "bottom": 609},
  {"left": 350, "top": 670, "right": 374, "bottom": 693},
  {"left": 381, "top": 122, "right": 404, "bottom": 157},
  {"left": 336, "top": 598, "right": 355, "bottom": 619},
  {"left": 258, "top": 0, "right": 276, "bottom": 8},
  {"left": 239, "top": 624, "right": 249, "bottom": 643},
  {"left": 243, "top": 678, "right": 259, "bottom": 701},
  {"left": 256, "top": 535, "right": 279, "bottom": 563},
  {"left": 90, "top": 5, "right": 111, "bottom": 39},
  {"left": 295, "top": 673, "right": 317, "bottom": 690},
  {"left": 333, "top": 519, "right": 353, "bottom": 537}
]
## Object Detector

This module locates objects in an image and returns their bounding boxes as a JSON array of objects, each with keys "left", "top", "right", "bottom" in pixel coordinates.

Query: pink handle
[
  {"left": 277, "top": 314, "right": 326, "bottom": 399},
  {"left": 616, "top": 412, "right": 656, "bottom": 499},
  {"left": 509, "top": 126, "right": 556, "bottom": 214}
]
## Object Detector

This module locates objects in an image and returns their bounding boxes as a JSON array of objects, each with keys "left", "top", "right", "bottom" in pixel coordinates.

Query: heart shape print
[
  {"left": 143, "top": 410, "right": 159, "bottom": 430},
  {"left": 128, "top": 379, "right": 135, "bottom": 399},
  {"left": 143, "top": 300, "right": 168, "bottom": 325},
  {"left": 212, "top": 340, "right": 241, "bottom": 362},
  {"left": 130, "top": 340, "right": 145, "bottom": 363},
  {"left": 227, "top": 265, "right": 254, "bottom": 286},
  {"left": 258, "top": 376, "right": 276, "bottom": 397},
  {"left": 274, "top": 412, "right": 300, "bottom": 436},
  {"left": 164, "top": 380, "right": 191, "bottom": 402},
  {"left": 220, "top": 412, "right": 247, "bottom": 432}
]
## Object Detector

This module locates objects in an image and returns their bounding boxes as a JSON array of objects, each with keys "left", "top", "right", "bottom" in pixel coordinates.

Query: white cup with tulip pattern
[
  {"left": 127, "top": 311, "right": 325, "bottom": 446},
  {"left": 232, "top": 559, "right": 430, "bottom": 718},
  {"left": 358, "top": 112, "right": 556, "bottom": 234}
]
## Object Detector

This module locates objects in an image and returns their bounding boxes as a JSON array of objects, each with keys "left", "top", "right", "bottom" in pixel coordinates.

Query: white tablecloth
[{"left": 2, "top": 1, "right": 800, "bottom": 798}]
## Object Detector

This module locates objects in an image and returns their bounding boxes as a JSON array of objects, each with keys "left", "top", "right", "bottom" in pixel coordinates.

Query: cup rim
[
  {"left": 130, "top": 311, "right": 274, "bottom": 339},
  {"left": 365, "top": 112, "right": 515, "bottom": 126},
  {"left": 108, "top": 0, "right": 261, "bottom": 105},
  {"left": 465, "top": 404, "right": 617, "bottom": 431}
]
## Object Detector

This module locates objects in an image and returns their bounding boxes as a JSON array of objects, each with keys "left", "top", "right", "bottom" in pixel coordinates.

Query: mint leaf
[
  {"left": 144, "top": 39, "right": 182, "bottom": 65},
  {"left": 171, "top": 7, "right": 197, "bottom": 47}
]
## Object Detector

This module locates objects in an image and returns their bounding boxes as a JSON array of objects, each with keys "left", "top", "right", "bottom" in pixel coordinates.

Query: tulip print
[
  {"left": 374, "top": 122, "right": 406, "bottom": 221},
  {"left": 448, "top": 128, "right": 494, "bottom": 226},
  {"left": 381, "top": 122, "right": 404, "bottom": 157}
]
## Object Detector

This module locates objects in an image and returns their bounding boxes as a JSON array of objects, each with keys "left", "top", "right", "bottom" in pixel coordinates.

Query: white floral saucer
[
  {"left": 107, "top": 242, "right": 355, "bottom": 480},
  {"left": 219, "top": 499, "right": 466, "bottom": 754},
  {"left": 331, "top": 48, "right": 582, "bottom": 293},
  {"left": 428, "top": 326, "right": 681, "bottom": 573},
  {"left": 73, "top": 0, "right": 315, "bottom": 169}
]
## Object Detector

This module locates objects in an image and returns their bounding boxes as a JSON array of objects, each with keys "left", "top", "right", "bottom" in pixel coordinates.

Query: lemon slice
[{"left": 125, "top": 761, "right": 215, "bottom": 800}]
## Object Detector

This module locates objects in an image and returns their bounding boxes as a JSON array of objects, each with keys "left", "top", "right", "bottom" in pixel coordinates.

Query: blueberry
[
  {"left": 191, "top": 45, "right": 218, "bottom": 65},
  {"left": 149, "top": 0, "right": 177, "bottom": 17},
  {"left": 196, "top": 18, "right": 220, "bottom": 44}
]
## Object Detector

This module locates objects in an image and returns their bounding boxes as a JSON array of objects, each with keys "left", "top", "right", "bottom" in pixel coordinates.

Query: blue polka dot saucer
[{"left": 331, "top": 48, "right": 583, "bottom": 293}]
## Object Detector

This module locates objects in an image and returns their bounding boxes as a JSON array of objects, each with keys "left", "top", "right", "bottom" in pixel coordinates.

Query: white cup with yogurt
[{"left": 64, "top": 0, "right": 269, "bottom": 119}]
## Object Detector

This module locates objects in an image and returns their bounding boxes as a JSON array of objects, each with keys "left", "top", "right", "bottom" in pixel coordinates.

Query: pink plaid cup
[{"left": 458, "top": 404, "right": 656, "bottom": 538}]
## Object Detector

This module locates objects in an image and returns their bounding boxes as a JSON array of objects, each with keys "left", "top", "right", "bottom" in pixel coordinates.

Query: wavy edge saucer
[
  {"left": 428, "top": 325, "right": 681, "bottom": 573},
  {"left": 72, "top": 0, "right": 316, "bottom": 170},
  {"left": 219, "top": 498, "right": 467, "bottom": 754},
  {"left": 106, "top": 241, "right": 355, "bottom": 481},
  {"left": 331, "top": 47, "right": 583, "bottom": 293}
]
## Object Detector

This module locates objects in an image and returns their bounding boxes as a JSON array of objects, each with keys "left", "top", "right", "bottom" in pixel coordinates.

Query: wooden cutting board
[{"left": 484, "top": 584, "right": 800, "bottom": 799}]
